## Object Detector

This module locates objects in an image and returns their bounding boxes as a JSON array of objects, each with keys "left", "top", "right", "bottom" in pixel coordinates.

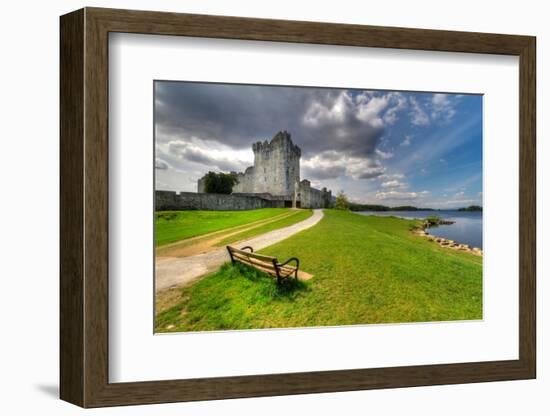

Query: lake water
[{"left": 356, "top": 210, "right": 483, "bottom": 249}]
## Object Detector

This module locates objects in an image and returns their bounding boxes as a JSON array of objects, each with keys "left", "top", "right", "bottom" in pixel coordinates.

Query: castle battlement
[{"left": 252, "top": 131, "right": 302, "bottom": 158}]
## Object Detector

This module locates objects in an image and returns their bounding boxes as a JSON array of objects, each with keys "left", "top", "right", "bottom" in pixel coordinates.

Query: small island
[
  {"left": 349, "top": 203, "right": 435, "bottom": 212},
  {"left": 458, "top": 205, "right": 483, "bottom": 212}
]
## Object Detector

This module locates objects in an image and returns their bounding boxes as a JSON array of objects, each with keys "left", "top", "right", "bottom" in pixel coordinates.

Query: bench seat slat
[
  {"left": 237, "top": 260, "right": 296, "bottom": 278},
  {"left": 234, "top": 257, "right": 278, "bottom": 276},
  {"left": 232, "top": 252, "right": 274, "bottom": 270}
]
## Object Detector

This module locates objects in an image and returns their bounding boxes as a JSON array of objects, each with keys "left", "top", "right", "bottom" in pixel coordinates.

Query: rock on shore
[{"left": 412, "top": 228, "right": 482, "bottom": 256}]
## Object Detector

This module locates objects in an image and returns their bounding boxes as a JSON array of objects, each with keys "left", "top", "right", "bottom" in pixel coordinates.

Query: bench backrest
[
  {"left": 227, "top": 246, "right": 278, "bottom": 273},
  {"left": 228, "top": 246, "right": 275, "bottom": 262},
  {"left": 227, "top": 245, "right": 301, "bottom": 284}
]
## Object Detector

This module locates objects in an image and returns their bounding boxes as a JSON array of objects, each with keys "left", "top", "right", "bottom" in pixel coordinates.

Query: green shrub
[
  {"left": 203, "top": 171, "right": 239, "bottom": 194},
  {"left": 424, "top": 215, "right": 441, "bottom": 226},
  {"left": 334, "top": 191, "right": 349, "bottom": 210}
]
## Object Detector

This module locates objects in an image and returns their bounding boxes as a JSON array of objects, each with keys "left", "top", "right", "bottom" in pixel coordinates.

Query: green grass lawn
[
  {"left": 155, "top": 208, "right": 290, "bottom": 246},
  {"left": 216, "top": 209, "right": 313, "bottom": 246},
  {"left": 156, "top": 209, "right": 482, "bottom": 332}
]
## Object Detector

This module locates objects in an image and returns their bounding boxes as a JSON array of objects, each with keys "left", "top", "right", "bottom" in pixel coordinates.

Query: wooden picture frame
[{"left": 60, "top": 7, "right": 536, "bottom": 408}]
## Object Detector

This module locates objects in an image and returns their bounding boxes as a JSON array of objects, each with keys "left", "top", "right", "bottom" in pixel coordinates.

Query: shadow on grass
[{"left": 224, "top": 262, "right": 310, "bottom": 300}]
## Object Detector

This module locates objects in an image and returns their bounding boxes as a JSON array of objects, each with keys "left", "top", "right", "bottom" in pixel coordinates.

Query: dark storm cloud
[
  {"left": 155, "top": 82, "right": 303, "bottom": 149},
  {"left": 154, "top": 82, "right": 405, "bottom": 159},
  {"left": 166, "top": 140, "right": 248, "bottom": 172},
  {"left": 302, "top": 164, "right": 346, "bottom": 180}
]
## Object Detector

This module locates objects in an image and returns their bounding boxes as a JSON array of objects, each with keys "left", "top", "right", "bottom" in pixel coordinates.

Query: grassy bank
[
  {"left": 156, "top": 210, "right": 482, "bottom": 332},
  {"left": 155, "top": 208, "right": 289, "bottom": 246}
]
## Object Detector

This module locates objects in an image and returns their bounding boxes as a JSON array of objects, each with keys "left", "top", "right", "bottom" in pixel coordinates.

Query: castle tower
[{"left": 251, "top": 131, "right": 301, "bottom": 197}]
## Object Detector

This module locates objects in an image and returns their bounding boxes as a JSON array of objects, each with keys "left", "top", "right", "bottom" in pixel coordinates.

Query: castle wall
[
  {"left": 156, "top": 190, "right": 276, "bottom": 211},
  {"left": 231, "top": 167, "right": 256, "bottom": 194},
  {"left": 157, "top": 188, "right": 332, "bottom": 211},
  {"left": 232, "top": 193, "right": 286, "bottom": 208},
  {"left": 299, "top": 180, "right": 334, "bottom": 209}
]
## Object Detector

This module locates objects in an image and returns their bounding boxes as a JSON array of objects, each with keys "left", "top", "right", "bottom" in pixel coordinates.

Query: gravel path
[{"left": 155, "top": 209, "right": 324, "bottom": 292}]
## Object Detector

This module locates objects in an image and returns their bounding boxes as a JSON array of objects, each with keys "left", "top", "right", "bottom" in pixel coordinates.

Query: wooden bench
[{"left": 226, "top": 245, "right": 300, "bottom": 284}]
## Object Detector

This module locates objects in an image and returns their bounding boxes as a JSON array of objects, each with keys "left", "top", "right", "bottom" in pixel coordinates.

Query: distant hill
[
  {"left": 458, "top": 205, "right": 482, "bottom": 212},
  {"left": 349, "top": 203, "right": 435, "bottom": 212}
]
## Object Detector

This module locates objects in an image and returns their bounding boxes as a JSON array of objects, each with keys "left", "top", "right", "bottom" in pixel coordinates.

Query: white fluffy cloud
[
  {"left": 381, "top": 180, "right": 408, "bottom": 189},
  {"left": 375, "top": 191, "right": 419, "bottom": 200},
  {"left": 380, "top": 173, "right": 405, "bottom": 180},
  {"left": 302, "top": 151, "right": 387, "bottom": 181},
  {"left": 303, "top": 91, "right": 352, "bottom": 127},
  {"left": 375, "top": 190, "right": 429, "bottom": 201}
]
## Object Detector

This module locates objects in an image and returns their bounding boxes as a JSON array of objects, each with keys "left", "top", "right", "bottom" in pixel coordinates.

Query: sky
[{"left": 155, "top": 81, "right": 483, "bottom": 209}]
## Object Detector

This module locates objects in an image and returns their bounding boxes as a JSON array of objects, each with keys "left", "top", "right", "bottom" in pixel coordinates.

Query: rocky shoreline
[{"left": 412, "top": 227, "right": 483, "bottom": 256}]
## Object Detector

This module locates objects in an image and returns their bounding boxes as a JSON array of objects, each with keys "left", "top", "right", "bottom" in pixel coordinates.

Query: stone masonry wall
[
  {"left": 232, "top": 166, "right": 256, "bottom": 194},
  {"left": 232, "top": 193, "right": 286, "bottom": 208},
  {"left": 156, "top": 190, "right": 274, "bottom": 211},
  {"left": 299, "top": 180, "right": 334, "bottom": 209},
  {"left": 251, "top": 131, "right": 301, "bottom": 195},
  {"left": 222, "top": 131, "right": 300, "bottom": 197}
]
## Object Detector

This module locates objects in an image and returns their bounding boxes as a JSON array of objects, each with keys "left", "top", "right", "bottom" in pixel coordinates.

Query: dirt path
[
  {"left": 156, "top": 210, "right": 298, "bottom": 258},
  {"left": 155, "top": 209, "right": 324, "bottom": 292}
]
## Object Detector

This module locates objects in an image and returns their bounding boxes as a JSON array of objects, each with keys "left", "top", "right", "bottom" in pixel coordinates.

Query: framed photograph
[{"left": 60, "top": 7, "right": 536, "bottom": 408}]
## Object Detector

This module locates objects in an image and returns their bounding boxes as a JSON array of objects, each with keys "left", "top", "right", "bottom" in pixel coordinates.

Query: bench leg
[
  {"left": 226, "top": 246, "right": 235, "bottom": 264},
  {"left": 272, "top": 259, "right": 282, "bottom": 285}
]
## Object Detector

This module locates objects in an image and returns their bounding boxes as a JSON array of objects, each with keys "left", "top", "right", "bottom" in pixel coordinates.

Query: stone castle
[{"left": 197, "top": 131, "right": 334, "bottom": 209}]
